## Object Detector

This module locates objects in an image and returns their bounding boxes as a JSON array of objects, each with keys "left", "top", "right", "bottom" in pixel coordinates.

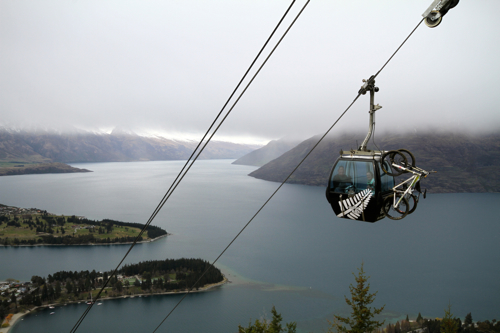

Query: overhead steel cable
[
  {"left": 374, "top": 18, "right": 425, "bottom": 79},
  {"left": 132, "top": 0, "right": 300, "bottom": 232},
  {"left": 146, "top": 15, "right": 426, "bottom": 333},
  {"left": 70, "top": 9, "right": 423, "bottom": 333},
  {"left": 149, "top": 92, "right": 361, "bottom": 333},
  {"left": 68, "top": 1, "right": 304, "bottom": 332},
  {"left": 145, "top": 0, "right": 312, "bottom": 236},
  {"left": 146, "top": 2, "right": 313, "bottom": 332}
]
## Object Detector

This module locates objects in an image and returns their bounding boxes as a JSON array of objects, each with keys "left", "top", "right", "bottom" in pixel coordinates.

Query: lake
[{"left": 0, "top": 160, "right": 499, "bottom": 332}]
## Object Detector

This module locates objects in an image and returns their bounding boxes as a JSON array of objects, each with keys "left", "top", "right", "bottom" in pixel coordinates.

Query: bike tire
[
  {"left": 383, "top": 194, "right": 409, "bottom": 220},
  {"left": 397, "top": 149, "right": 416, "bottom": 168},
  {"left": 381, "top": 150, "right": 407, "bottom": 176},
  {"left": 406, "top": 194, "right": 418, "bottom": 214}
]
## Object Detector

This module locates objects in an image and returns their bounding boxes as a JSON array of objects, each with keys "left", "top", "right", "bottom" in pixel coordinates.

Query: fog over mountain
[
  {"left": 0, "top": 126, "right": 260, "bottom": 165},
  {"left": 1, "top": 1, "right": 499, "bottom": 143},
  {"left": 244, "top": 131, "right": 500, "bottom": 193},
  {"left": 232, "top": 137, "right": 302, "bottom": 167}
]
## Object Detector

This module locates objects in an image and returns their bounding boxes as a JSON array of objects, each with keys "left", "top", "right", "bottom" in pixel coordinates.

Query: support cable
[
  {"left": 374, "top": 18, "right": 424, "bottom": 80},
  {"left": 147, "top": 16, "right": 426, "bottom": 333},
  {"left": 68, "top": 1, "right": 303, "bottom": 332},
  {"left": 151, "top": 89, "right": 359, "bottom": 333},
  {"left": 71, "top": 11, "right": 423, "bottom": 333},
  {"left": 147, "top": 1, "right": 312, "bottom": 330}
]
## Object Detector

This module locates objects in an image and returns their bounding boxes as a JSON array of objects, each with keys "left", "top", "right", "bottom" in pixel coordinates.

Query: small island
[
  {"left": 0, "top": 259, "right": 226, "bottom": 330},
  {"left": 0, "top": 204, "right": 168, "bottom": 246}
]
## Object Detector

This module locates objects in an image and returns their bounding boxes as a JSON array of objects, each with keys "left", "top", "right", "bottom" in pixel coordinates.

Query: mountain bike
[{"left": 380, "top": 150, "right": 434, "bottom": 220}]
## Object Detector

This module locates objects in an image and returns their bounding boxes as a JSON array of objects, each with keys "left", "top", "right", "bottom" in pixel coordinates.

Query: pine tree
[
  {"left": 464, "top": 313, "right": 473, "bottom": 326},
  {"left": 417, "top": 313, "right": 424, "bottom": 326},
  {"left": 328, "top": 263, "right": 385, "bottom": 333},
  {"left": 54, "top": 281, "right": 62, "bottom": 298},
  {"left": 440, "top": 303, "right": 458, "bottom": 333},
  {"left": 395, "top": 321, "right": 401, "bottom": 333}
]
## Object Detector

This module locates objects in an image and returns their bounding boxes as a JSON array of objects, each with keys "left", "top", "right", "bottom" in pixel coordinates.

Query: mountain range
[
  {"left": 244, "top": 132, "right": 500, "bottom": 193},
  {"left": 0, "top": 127, "right": 260, "bottom": 175},
  {"left": 3, "top": 126, "right": 499, "bottom": 193}
]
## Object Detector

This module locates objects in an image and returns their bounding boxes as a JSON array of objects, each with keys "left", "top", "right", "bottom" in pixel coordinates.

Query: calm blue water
[{"left": 0, "top": 160, "right": 499, "bottom": 333}]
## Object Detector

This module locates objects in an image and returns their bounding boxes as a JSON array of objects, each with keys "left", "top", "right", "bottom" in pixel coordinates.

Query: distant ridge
[
  {"left": 232, "top": 138, "right": 301, "bottom": 167},
  {"left": 0, "top": 127, "right": 261, "bottom": 164},
  {"left": 248, "top": 132, "right": 500, "bottom": 193}
]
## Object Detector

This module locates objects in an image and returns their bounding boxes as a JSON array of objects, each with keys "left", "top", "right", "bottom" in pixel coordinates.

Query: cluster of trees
[
  {"left": 67, "top": 217, "right": 167, "bottom": 239},
  {"left": 381, "top": 312, "right": 500, "bottom": 333},
  {"left": 418, "top": 312, "right": 499, "bottom": 333},
  {"left": 384, "top": 317, "right": 413, "bottom": 333},
  {"left": 0, "top": 214, "right": 59, "bottom": 232},
  {"left": 252, "top": 264, "right": 499, "bottom": 333},
  {"left": 0, "top": 295, "right": 18, "bottom": 325},
  {"left": 99, "top": 219, "right": 167, "bottom": 239},
  {"left": 117, "top": 258, "right": 224, "bottom": 291},
  {"left": 238, "top": 306, "right": 297, "bottom": 333}
]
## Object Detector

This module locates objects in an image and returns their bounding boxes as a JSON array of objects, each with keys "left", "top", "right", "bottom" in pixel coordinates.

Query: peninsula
[
  {"left": 0, "top": 162, "right": 92, "bottom": 177},
  {"left": 0, "top": 259, "right": 226, "bottom": 331},
  {"left": 0, "top": 204, "right": 168, "bottom": 246}
]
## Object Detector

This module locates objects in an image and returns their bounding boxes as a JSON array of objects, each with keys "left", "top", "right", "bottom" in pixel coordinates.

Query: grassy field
[
  {"left": 0, "top": 156, "right": 51, "bottom": 168},
  {"left": 0, "top": 214, "right": 146, "bottom": 243}
]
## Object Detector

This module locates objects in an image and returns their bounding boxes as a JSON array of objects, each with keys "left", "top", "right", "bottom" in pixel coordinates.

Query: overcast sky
[{"left": 1, "top": 0, "right": 499, "bottom": 144}]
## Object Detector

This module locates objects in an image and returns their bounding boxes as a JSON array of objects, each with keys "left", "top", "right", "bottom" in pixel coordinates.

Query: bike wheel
[
  {"left": 381, "top": 150, "right": 408, "bottom": 176},
  {"left": 406, "top": 194, "right": 418, "bottom": 214},
  {"left": 397, "top": 149, "right": 416, "bottom": 168},
  {"left": 383, "top": 194, "right": 409, "bottom": 220}
]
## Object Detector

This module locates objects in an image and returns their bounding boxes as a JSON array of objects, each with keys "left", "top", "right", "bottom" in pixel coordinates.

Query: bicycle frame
[{"left": 390, "top": 164, "right": 429, "bottom": 209}]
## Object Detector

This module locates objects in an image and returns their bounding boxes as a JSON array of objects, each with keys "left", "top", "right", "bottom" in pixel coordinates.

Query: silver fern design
[{"left": 337, "top": 189, "right": 372, "bottom": 220}]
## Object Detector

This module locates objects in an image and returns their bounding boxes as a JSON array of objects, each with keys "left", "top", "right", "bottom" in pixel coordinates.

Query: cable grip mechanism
[{"left": 359, "top": 76, "right": 381, "bottom": 151}]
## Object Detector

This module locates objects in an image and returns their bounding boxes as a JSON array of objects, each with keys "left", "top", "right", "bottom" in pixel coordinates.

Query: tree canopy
[{"left": 238, "top": 306, "right": 296, "bottom": 333}]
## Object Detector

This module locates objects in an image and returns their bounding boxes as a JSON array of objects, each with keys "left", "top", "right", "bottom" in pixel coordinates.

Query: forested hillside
[{"left": 0, "top": 259, "right": 224, "bottom": 324}]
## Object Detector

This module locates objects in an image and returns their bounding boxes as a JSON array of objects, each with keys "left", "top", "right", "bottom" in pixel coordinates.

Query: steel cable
[
  {"left": 68, "top": 1, "right": 303, "bottom": 332},
  {"left": 70, "top": 12, "right": 424, "bottom": 333},
  {"left": 146, "top": 15, "right": 426, "bottom": 333}
]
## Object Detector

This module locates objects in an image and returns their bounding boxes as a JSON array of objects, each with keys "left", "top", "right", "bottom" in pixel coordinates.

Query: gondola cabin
[{"left": 326, "top": 149, "right": 395, "bottom": 222}]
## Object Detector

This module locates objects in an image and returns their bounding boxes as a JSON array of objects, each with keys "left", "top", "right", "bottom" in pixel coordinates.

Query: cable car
[
  {"left": 326, "top": 149, "right": 395, "bottom": 222},
  {"left": 325, "top": 77, "right": 396, "bottom": 222}
]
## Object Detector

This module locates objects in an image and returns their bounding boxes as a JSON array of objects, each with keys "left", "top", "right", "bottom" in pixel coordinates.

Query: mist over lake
[{"left": 1, "top": 160, "right": 498, "bottom": 333}]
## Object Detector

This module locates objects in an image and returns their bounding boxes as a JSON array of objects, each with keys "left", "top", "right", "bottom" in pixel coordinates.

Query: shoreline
[
  {"left": 1, "top": 276, "right": 228, "bottom": 333},
  {"left": 0, "top": 234, "right": 169, "bottom": 248}
]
